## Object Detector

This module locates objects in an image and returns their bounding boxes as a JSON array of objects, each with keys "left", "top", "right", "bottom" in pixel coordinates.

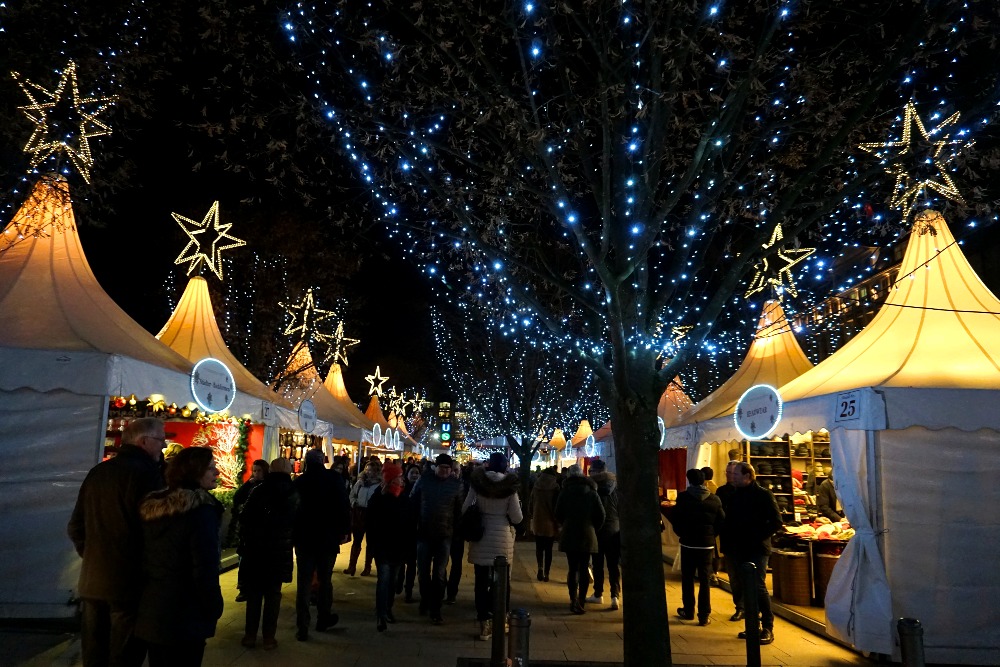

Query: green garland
[{"left": 234, "top": 418, "right": 251, "bottom": 486}]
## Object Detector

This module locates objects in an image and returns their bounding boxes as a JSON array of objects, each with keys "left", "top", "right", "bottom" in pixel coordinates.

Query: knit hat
[
  {"left": 434, "top": 453, "right": 454, "bottom": 467},
  {"left": 588, "top": 459, "right": 606, "bottom": 473},
  {"left": 487, "top": 452, "right": 509, "bottom": 473},
  {"left": 269, "top": 457, "right": 293, "bottom": 474},
  {"left": 382, "top": 461, "right": 403, "bottom": 483}
]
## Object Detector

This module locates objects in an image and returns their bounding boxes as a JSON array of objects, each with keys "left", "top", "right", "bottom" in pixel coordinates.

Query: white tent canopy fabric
[
  {"left": 672, "top": 211, "right": 1000, "bottom": 663},
  {"left": 0, "top": 177, "right": 190, "bottom": 618}
]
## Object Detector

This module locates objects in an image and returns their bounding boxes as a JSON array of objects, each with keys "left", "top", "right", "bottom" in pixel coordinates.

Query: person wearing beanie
[
  {"left": 237, "top": 457, "right": 299, "bottom": 650},
  {"left": 411, "top": 451, "right": 464, "bottom": 624},
  {"left": 463, "top": 453, "right": 522, "bottom": 641},
  {"left": 366, "top": 462, "right": 407, "bottom": 632}
]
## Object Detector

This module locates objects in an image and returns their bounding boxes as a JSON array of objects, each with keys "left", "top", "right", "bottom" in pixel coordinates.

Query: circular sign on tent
[
  {"left": 190, "top": 358, "right": 236, "bottom": 414},
  {"left": 584, "top": 434, "right": 596, "bottom": 457},
  {"left": 734, "top": 384, "right": 782, "bottom": 439},
  {"left": 372, "top": 423, "right": 382, "bottom": 446},
  {"left": 298, "top": 399, "right": 316, "bottom": 433},
  {"left": 657, "top": 416, "right": 666, "bottom": 450}
]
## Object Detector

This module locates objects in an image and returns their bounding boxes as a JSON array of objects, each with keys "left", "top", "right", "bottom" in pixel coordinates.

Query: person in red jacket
[{"left": 366, "top": 461, "right": 408, "bottom": 631}]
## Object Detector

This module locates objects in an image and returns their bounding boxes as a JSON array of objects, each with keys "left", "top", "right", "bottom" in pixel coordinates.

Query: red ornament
[{"left": 113, "top": 396, "right": 127, "bottom": 409}]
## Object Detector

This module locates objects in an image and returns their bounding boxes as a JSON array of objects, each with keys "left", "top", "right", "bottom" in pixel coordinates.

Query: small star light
[
  {"left": 280, "top": 288, "right": 337, "bottom": 340},
  {"left": 858, "top": 101, "right": 971, "bottom": 218},
  {"left": 365, "top": 365, "right": 389, "bottom": 397},
  {"left": 314, "top": 321, "right": 361, "bottom": 367},
  {"left": 172, "top": 201, "right": 246, "bottom": 280},
  {"left": 12, "top": 61, "right": 116, "bottom": 183},
  {"left": 744, "top": 224, "right": 815, "bottom": 300}
]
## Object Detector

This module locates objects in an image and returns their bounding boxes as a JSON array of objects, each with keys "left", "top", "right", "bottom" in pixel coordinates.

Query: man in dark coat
[
  {"left": 292, "top": 448, "right": 351, "bottom": 641},
  {"left": 67, "top": 417, "right": 166, "bottom": 667},
  {"left": 669, "top": 468, "right": 725, "bottom": 626},
  {"left": 586, "top": 459, "right": 621, "bottom": 610},
  {"left": 816, "top": 468, "right": 844, "bottom": 521},
  {"left": 722, "top": 461, "right": 783, "bottom": 645},
  {"left": 238, "top": 457, "right": 299, "bottom": 649},
  {"left": 410, "top": 453, "right": 464, "bottom": 624}
]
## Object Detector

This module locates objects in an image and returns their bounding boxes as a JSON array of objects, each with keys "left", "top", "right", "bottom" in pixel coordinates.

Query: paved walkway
[{"left": 12, "top": 540, "right": 870, "bottom": 666}]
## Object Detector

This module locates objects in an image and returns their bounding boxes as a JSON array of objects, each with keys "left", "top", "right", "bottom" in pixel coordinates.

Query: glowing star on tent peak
[
  {"left": 313, "top": 321, "right": 360, "bottom": 368},
  {"left": 365, "top": 365, "right": 389, "bottom": 397},
  {"left": 744, "top": 224, "right": 815, "bottom": 300},
  {"left": 172, "top": 201, "right": 245, "bottom": 280},
  {"left": 280, "top": 287, "right": 337, "bottom": 340},
  {"left": 858, "top": 101, "right": 970, "bottom": 218},
  {"left": 12, "top": 61, "right": 116, "bottom": 184}
]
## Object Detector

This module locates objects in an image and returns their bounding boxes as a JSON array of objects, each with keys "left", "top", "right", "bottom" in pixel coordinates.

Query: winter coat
[
  {"left": 668, "top": 486, "right": 725, "bottom": 548},
  {"left": 237, "top": 472, "right": 299, "bottom": 586},
  {"left": 135, "top": 487, "right": 224, "bottom": 645},
  {"left": 463, "top": 468, "right": 522, "bottom": 566},
  {"left": 349, "top": 471, "right": 381, "bottom": 508},
  {"left": 816, "top": 478, "right": 843, "bottom": 521},
  {"left": 590, "top": 471, "right": 621, "bottom": 538},
  {"left": 555, "top": 475, "right": 605, "bottom": 554},
  {"left": 67, "top": 445, "right": 163, "bottom": 604},
  {"left": 366, "top": 486, "right": 408, "bottom": 563},
  {"left": 720, "top": 481, "right": 783, "bottom": 560},
  {"left": 294, "top": 466, "right": 351, "bottom": 551},
  {"left": 529, "top": 471, "right": 560, "bottom": 538},
  {"left": 411, "top": 467, "right": 464, "bottom": 540}
]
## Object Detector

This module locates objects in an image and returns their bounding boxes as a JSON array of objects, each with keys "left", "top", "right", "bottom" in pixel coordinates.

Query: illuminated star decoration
[
  {"left": 365, "top": 365, "right": 389, "bottom": 397},
  {"left": 314, "top": 321, "right": 361, "bottom": 367},
  {"left": 387, "top": 387, "right": 414, "bottom": 418},
  {"left": 12, "top": 61, "right": 116, "bottom": 184},
  {"left": 671, "top": 325, "right": 693, "bottom": 345},
  {"left": 172, "top": 201, "right": 246, "bottom": 280},
  {"left": 744, "top": 224, "right": 815, "bottom": 300},
  {"left": 858, "top": 101, "right": 971, "bottom": 219},
  {"left": 280, "top": 288, "right": 338, "bottom": 340}
]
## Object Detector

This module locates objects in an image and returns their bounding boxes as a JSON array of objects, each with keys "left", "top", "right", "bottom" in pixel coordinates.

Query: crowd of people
[
  {"left": 67, "top": 419, "right": 788, "bottom": 667},
  {"left": 67, "top": 419, "right": 626, "bottom": 667}
]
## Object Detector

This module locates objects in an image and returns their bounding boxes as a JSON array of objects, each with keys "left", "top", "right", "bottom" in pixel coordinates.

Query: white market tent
[
  {"left": 0, "top": 176, "right": 197, "bottom": 618},
  {"left": 155, "top": 275, "right": 303, "bottom": 457},
  {"left": 275, "top": 340, "right": 372, "bottom": 444},
  {"left": 671, "top": 211, "right": 1000, "bottom": 664}
]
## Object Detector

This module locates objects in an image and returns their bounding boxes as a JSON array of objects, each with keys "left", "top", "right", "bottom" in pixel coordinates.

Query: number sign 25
[{"left": 834, "top": 390, "right": 861, "bottom": 423}]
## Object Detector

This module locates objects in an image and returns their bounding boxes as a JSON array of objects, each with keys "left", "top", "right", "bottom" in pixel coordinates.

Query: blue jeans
[
  {"left": 416, "top": 537, "right": 451, "bottom": 615},
  {"left": 375, "top": 559, "right": 401, "bottom": 619}
]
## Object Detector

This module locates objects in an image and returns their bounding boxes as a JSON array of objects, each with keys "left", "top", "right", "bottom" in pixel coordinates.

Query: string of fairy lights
[
  {"left": 277, "top": 1, "right": 1000, "bottom": 402},
  {"left": 432, "top": 305, "right": 608, "bottom": 444}
]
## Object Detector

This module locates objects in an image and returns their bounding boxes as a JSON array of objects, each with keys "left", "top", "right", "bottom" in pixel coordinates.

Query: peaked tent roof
[
  {"left": 0, "top": 176, "right": 193, "bottom": 395},
  {"left": 364, "top": 395, "right": 390, "bottom": 429},
  {"left": 678, "top": 300, "right": 813, "bottom": 424},
  {"left": 276, "top": 340, "right": 368, "bottom": 435},
  {"left": 323, "top": 363, "right": 375, "bottom": 430},
  {"left": 570, "top": 419, "right": 594, "bottom": 447},
  {"left": 780, "top": 210, "right": 1000, "bottom": 401},
  {"left": 156, "top": 276, "right": 292, "bottom": 407},
  {"left": 659, "top": 377, "right": 695, "bottom": 427}
]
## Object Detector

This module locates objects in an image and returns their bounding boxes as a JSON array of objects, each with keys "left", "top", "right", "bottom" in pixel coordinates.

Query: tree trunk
[{"left": 613, "top": 397, "right": 672, "bottom": 667}]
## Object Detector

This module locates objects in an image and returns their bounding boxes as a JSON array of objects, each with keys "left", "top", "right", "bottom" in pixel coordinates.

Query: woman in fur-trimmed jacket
[
  {"left": 462, "top": 453, "right": 522, "bottom": 640},
  {"left": 136, "top": 447, "right": 224, "bottom": 667}
]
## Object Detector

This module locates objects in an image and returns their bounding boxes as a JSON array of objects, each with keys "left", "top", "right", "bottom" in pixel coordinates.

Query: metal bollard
[
  {"left": 740, "top": 562, "right": 762, "bottom": 667},
  {"left": 491, "top": 556, "right": 509, "bottom": 667},
  {"left": 508, "top": 608, "right": 531, "bottom": 667},
  {"left": 898, "top": 618, "right": 926, "bottom": 667}
]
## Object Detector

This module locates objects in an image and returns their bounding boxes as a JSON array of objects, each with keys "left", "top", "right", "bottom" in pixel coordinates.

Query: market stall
[
  {"left": 673, "top": 211, "right": 1000, "bottom": 664},
  {"left": 0, "top": 176, "right": 196, "bottom": 618},
  {"left": 323, "top": 362, "right": 376, "bottom": 462},
  {"left": 155, "top": 274, "right": 301, "bottom": 479}
]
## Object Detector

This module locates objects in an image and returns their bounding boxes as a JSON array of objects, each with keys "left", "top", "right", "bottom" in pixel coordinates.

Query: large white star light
[
  {"left": 12, "top": 61, "right": 116, "bottom": 184},
  {"left": 744, "top": 224, "right": 815, "bottom": 300},
  {"left": 365, "top": 366, "right": 389, "bottom": 397},
  {"left": 859, "top": 101, "right": 971, "bottom": 219},
  {"left": 172, "top": 201, "right": 246, "bottom": 280}
]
